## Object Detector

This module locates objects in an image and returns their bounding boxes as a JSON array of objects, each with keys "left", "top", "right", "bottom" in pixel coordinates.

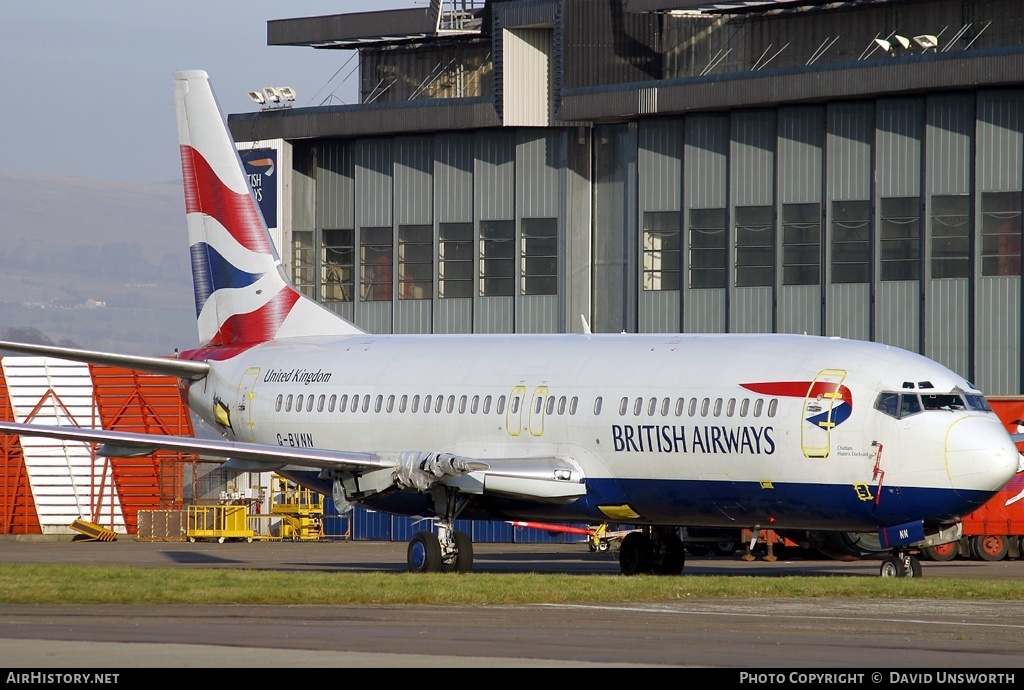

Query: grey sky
[{"left": 1, "top": 1, "right": 411, "bottom": 185}]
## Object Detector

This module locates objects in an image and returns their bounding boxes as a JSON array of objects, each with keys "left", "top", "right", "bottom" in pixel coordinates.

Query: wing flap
[{"left": 477, "top": 457, "right": 587, "bottom": 503}]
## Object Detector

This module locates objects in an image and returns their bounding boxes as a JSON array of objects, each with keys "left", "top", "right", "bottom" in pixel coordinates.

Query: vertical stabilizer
[{"left": 173, "top": 70, "right": 364, "bottom": 346}]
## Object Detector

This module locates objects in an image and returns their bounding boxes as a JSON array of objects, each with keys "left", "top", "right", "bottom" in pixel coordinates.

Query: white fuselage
[{"left": 186, "top": 332, "right": 1019, "bottom": 530}]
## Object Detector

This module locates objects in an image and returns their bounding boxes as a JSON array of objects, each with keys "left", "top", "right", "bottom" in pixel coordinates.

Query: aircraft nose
[{"left": 944, "top": 416, "right": 1019, "bottom": 492}]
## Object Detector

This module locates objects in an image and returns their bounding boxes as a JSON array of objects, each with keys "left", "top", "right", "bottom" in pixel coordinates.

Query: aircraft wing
[
  {"left": 0, "top": 421, "right": 390, "bottom": 472},
  {"left": 0, "top": 421, "right": 585, "bottom": 502},
  {"left": 0, "top": 340, "right": 209, "bottom": 380}
]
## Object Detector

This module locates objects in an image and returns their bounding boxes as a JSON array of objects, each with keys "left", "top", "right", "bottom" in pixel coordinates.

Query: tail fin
[{"left": 173, "top": 70, "right": 364, "bottom": 346}]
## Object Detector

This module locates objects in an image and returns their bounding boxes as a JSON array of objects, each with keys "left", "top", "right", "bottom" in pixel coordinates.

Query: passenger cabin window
[
  {"left": 570, "top": 397, "right": 578, "bottom": 415},
  {"left": 483, "top": 396, "right": 491, "bottom": 414},
  {"left": 594, "top": 397, "right": 603, "bottom": 416},
  {"left": 497, "top": 396, "right": 507, "bottom": 415}
]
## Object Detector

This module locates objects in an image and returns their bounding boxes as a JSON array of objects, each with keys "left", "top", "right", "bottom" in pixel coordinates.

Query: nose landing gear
[{"left": 880, "top": 549, "right": 922, "bottom": 578}]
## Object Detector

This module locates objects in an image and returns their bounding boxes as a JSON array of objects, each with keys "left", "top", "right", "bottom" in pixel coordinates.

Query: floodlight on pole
[
  {"left": 914, "top": 34, "right": 939, "bottom": 50},
  {"left": 894, "top": 34, "right": 911, "bottom": 49},
  {"left": 278, "top": 86, "right": 296, "bottom": 102},
  {"left": 263, "top": 87, "right": 282, "bottom": 103},
  {"left": 247, "top": 91, "right": 265, "bottom": 105},
  {"left": 874, "top": 38, "right": 892, "bottom": 53}
]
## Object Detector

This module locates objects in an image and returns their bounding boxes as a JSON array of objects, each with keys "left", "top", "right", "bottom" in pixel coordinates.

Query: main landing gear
[
  {"left": 407, "top": 526, "right": 473, "bottom": 573},
  {"left": 618, "top": 526, "right": 686, "bottom": 575},
  {"left": 879, "top": 549, "right": 923, "bottom": 578},
  {"left": 405, "top": 486, "right": 473, "bottom": 573}
]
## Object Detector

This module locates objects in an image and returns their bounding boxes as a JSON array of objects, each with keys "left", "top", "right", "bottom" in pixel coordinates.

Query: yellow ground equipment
[
  {"left": 269, "top": 476, "right": 324, "bottom": 541},
  {"left": 186, "top": 504, "right": 254, "bottom": 543},
  {"left": 70, "top": 518, "right": 118, "bottom": 542}
]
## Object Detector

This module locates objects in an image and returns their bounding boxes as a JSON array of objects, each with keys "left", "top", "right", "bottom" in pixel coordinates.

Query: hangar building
[{"left": 230, "top": 0, "right": 1024, "bottom": 396}]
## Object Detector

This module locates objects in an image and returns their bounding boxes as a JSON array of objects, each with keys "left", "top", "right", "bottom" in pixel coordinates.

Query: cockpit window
[
  {"left": 876, "top": 391, "right": 989, "bottom": 418},
  {"left": 875, "top": 392, "right": 922, "bottom": 419},
  {"left": 901, "top": 395, "right": 922, "bottom": 417},
  {"left": 964, "top": 394, "right": 992, "bottom": 412},
  {"left": 876, "top": 393, "right": 899, "bottom": 418},
  {"left": 921, "top": 394, "right": 965, "bottom": 411}
]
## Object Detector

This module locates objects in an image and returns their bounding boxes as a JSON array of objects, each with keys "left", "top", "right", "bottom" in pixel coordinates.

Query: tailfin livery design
[
  {"left": 173, "top": 70, "right": 363, "bottom": 346},
  {"left": 0, "top": 70, "right": 1019, "bottom": 579}
]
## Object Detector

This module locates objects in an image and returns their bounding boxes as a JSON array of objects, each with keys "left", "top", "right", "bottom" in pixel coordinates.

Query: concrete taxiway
[{"left": 1, "top": 537, "right": 1023, "bottom": 668}]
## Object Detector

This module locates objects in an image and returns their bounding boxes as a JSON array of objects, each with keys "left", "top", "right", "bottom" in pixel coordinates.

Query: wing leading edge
[
  {"left": 0, "top": 421, "right": 584, "bottom": 503},
  {"left": 0, "top": 340, "right": 209, "bottom": 380}
]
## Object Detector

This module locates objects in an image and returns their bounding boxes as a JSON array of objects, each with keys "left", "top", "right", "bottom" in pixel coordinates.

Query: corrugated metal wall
[
  {"left": 825, "top": 102, "right": 873, "bottom": 341},
  {"left": 729, "top": 110, "right": 776, "bottom": 334},
  {"left": 976, "top": 90, "right": 1024, "bottom": 394},
  {"left": 434, "top": 134, "right": 475, "bottom": 334},
  {"left": 925, "top": 93, "right": 973, "bottom": 377},
  {"left": 777, "top": 106, "right": 824, "bottom": 337},
  {"left": 875, "top": 98, "right": 924, "bottom": 353},
  {"left": 638, "top": 118, "right": 682, "bottom": 334},
  {"left": 287, "top": 86, "right": 1024, "bottom": 393},
  {"left": 683, "top": 114, "right": 728, "bottom": 334}
]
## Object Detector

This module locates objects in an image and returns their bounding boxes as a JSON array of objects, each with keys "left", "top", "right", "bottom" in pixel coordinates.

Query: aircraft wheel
[
  {"left": 188, "top": 537, "right": 196, "bottom": 543},
  {"left": 880, "top": 556, "right": 907, "bottom": 578},
  {"left": 654, "top": 539, "right": 686, "bottom": 575},
  {"left": 407, "top": 531, "right": 442, "bottom": 573},
  {"left": 922, "top": 542, "right": 958, "bottom": 561},
  {"left": 618, "top": 531, "right": 654, "bottom": 575},
  {"left": 712, "top": 541, "right": 738, "bottom": 557},
  {"left": 441, "top": 530, "right": 474, "bottom": 573},
  {"left": 596, "top": 540, "right": 610, "bottom": 552},
  {"left": 908, "top": 555, "right": 922, "bottom": 578},
  {"left": 217, "top": 537, "right": 226, "bottom": 544},
  {"left": 972, "top": 535, "right": 1008, "bottom": 562}
]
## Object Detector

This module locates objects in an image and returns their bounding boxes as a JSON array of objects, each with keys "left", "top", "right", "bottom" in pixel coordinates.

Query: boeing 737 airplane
[{"left": 0, "top": 70, "right": 1019, "bottom": 578}]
